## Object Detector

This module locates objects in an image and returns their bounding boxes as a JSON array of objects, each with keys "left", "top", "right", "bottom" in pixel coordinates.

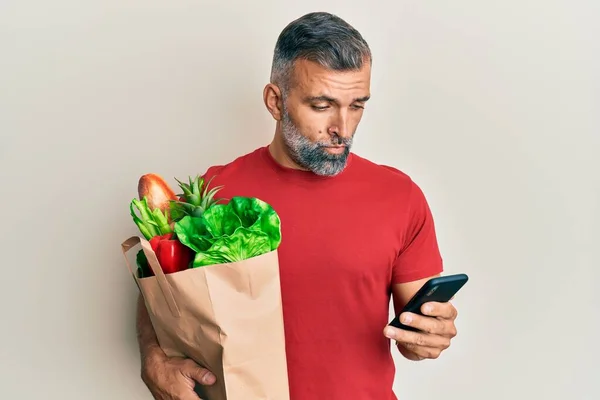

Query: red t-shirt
[{"left": 202, "top": 146, "right": 444, "bottom": 399}]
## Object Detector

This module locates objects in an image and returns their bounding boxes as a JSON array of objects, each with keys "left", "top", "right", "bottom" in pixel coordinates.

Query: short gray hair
[{"left": 270, "top": 12, "right": 372, "bottom": 91}]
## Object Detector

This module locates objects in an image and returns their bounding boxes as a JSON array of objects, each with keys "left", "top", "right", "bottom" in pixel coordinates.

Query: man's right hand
[{"left": 141, "top": 348, "right": 216, "bottom": 400}]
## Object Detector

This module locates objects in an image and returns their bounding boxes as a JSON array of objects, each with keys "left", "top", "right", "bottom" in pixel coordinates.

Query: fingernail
[
  {"left": 402, "top": 313, "right": 412, "bottom": 324},
  {"left": 384, "top": 327, "right": 395, "bottom": 339},
  {"left": 423, "top": 305, "right": 433, "bottom": 314},
  {"left": 203, "top": 373, "right": 216, "bottom": 384}
]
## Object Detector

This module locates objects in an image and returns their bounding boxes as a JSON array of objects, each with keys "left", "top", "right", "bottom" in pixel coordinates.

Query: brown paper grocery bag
[{"left": 121, "top": 235, "right": 290, "bottom": 400}]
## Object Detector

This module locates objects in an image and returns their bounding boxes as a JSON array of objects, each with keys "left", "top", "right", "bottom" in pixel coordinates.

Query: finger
[
  {"left": 421, "top": 301, "right": 458, "bottom": 320},
  {"left": 178, "top": 392, "right": 202, "bottom": 400},
  {"left": 181, "top": 360, "right": 216, "bottom": 385},
  {"left": 385, "top": 326, "right": 450, "bottom": 349},
  {"left": 399, "top": 312, "right": 455, "bottom": 337},
  {"left": 398, "top": 342, "right": 443, "bottom": 360}
]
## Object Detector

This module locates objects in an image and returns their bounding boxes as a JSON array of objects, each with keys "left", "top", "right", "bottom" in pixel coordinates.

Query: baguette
[{"left": 137, "top": 173, "right": 177, "bottom": 212}]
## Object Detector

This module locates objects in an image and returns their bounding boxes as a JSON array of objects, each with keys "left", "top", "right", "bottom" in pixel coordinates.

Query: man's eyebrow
[
  {"left": 304, "top": 95, "right": 371, "bottom": 103},
  {"left": 305, "top": 95, "right": 337, "bottom": 103}
]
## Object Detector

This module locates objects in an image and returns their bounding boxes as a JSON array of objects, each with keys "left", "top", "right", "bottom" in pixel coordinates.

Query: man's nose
[{"left": 328, "top": 113, "right": 350, "bottom": 139}]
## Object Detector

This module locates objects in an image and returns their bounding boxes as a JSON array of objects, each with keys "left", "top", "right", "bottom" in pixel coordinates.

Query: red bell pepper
[{"left": 148, "top": 233, "right": 194, "bottom": 274}]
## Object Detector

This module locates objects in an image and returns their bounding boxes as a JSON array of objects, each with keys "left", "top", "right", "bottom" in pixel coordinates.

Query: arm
[
  {"left": 136, "top": 293, "right": 163, "bottom": 370},
  {"left": 135, "top": 293, "right": 217, "bottom": 399},
  {"left": 391, "top": 277, "right": 434, "bottom": 361},
  {"left": 383, "top": 180, "right": 458, "bottom": 360}
]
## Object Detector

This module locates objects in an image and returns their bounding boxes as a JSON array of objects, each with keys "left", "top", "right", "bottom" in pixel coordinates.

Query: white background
[{"left": 1, "top": 1, "right": 598, "bottom": 399}]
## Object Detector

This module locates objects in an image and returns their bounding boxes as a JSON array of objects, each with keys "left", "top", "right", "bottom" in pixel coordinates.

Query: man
[{"left": 136, "top": 11, "right": 459, "bottom": 400}]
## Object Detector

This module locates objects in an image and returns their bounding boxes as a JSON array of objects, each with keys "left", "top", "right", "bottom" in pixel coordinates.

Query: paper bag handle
[{"left": 121, "top": 236, "right": 181, "bottom": 318}]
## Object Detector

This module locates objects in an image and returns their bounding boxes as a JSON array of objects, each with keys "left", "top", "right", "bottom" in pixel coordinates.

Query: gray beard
[{"left": 280, "top": 110, "right": 353, "bottom": 177}]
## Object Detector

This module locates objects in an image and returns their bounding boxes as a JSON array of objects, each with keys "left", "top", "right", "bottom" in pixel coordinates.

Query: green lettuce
[{"left": 173, "top": 196, "right": 281, "bottom": 267}]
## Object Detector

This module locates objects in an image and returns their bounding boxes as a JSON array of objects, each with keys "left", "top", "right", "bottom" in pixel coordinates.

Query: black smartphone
[{"left": 388, "top": 273, "right": 469, "bottom": 332}]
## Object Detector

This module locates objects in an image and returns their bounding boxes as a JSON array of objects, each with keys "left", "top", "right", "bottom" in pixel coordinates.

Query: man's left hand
[{"left": 383, "top": 301, "right": 458, "bottom": 361}]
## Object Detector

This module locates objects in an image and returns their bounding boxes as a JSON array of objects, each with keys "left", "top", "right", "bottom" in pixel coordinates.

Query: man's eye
[
  {"left": 352, "top": 104, "right": 365, "bottom": 110},
  {"left": 312, "top": 105, "right": 329, "bottom": 111}
]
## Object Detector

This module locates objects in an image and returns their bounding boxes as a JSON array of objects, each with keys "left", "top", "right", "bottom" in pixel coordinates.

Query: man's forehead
[{"left": 289, "top": 60, "right": 371, "bottom": 98}]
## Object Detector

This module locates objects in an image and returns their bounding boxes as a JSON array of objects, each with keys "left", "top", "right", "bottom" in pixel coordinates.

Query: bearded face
[{"left": 280, "top": 103, "right": 353, "bottom": 176}]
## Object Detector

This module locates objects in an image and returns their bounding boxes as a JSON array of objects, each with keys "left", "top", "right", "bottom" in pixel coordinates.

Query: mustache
[{"left": 320, "top": 134, "right": 352, "bottom": 147}]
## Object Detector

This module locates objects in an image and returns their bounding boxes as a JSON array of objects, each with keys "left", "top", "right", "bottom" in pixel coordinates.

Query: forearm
[{"left": 136, "top": 293, "right": 163, "bottom": 364}]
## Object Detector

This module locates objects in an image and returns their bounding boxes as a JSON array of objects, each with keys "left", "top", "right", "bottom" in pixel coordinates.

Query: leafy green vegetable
[
  {"left": 229, "top": 197, "right": 281, "bottom": 250},
  {"left": 202, "top": 203, "right": 242, "bottom": 238},
  {"left": 173, "top": 216, "right": 213, "bottom": 252},
  {"left": 130, "top": 197, "right": 172, "bottom": 240},
  {"left": 136, "top": 248, "right": 150, "bottom": 278},
  {"left": 173, "top": 196, "right": 281, "bottom": 267},
  {"left": 194, "top": 228, "right": 272, "bottom": 266}
]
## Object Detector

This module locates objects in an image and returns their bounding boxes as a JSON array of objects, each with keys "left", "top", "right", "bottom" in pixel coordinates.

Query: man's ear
[{"left": 263, "top": 83, "right": 283, "bottom": 121}]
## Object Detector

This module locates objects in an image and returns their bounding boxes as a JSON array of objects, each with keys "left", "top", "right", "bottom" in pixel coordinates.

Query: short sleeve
[{"left": 391, "top": 180, "right": 444, "bottom": 284}]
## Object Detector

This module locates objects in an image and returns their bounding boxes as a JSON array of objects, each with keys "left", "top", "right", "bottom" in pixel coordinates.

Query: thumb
[{"left": 181, "top": 360, "right": 216, "bottom": 385}]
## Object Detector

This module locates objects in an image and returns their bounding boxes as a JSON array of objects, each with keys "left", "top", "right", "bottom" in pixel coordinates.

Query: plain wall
[{"left": 1, "top": 1, "right": 598, "bottom": 399}]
